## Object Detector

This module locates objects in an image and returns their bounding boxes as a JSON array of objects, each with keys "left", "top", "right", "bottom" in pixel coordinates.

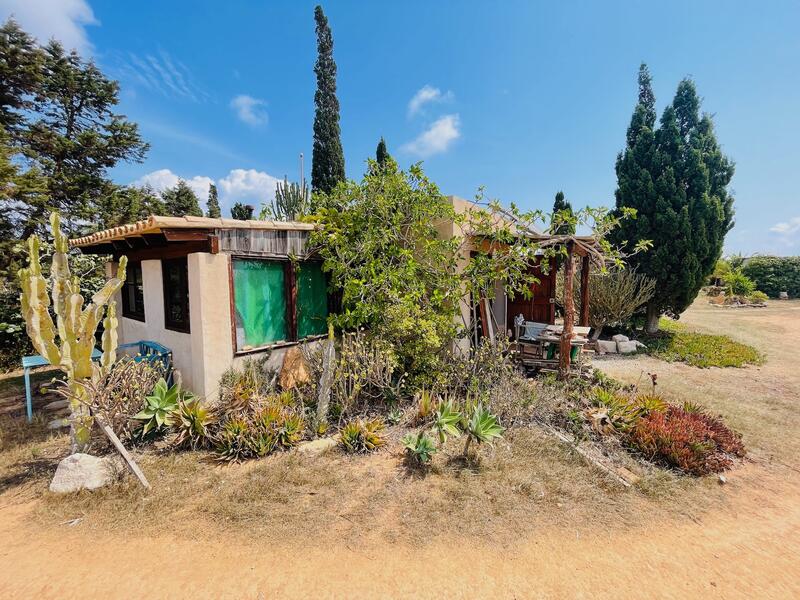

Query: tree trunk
[
  {"left": 645, "top": 302, "right": 660, "bottom": 334},
  {"left": 558, "top": 243, "right": 575, "bottom": 380}
]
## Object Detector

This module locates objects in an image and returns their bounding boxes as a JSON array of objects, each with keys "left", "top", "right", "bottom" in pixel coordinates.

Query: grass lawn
[{"left": 644, "top": 317, "right": 764, "bottom": 368}]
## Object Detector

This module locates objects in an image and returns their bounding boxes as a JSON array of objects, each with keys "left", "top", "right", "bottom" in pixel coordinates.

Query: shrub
[
  {"left": 741, "top": 256, "right": 800, "bottom": 298},
  {"left": 441, "top": 336, "right": 519, "bottom": 400},
  {"left": 339, "top": 417, "right": 385, "bottom": 453},
  {"left": 629, "top": 406, "right": 744, "bottom": 475},
  {"left": 216, "top": 419, "right": 252, "bottom": 463},
  {"left": 647, "top": 318, "right": 763, "bottom": 368},
  {"left": 413, "top": 388, "right": 438, "bottom": 424},
  {"left": 722, "top": 268, "right": 756, "bottom": 297},
  {"left": 134, "top": 379, "right": 184, "bottom": 437},
  {"left": 402, "top": 431, "right": 437, "bottom": 464},
  {"left": 214, "top": 401, "right": 305, "bottom": 462},
  {"left": 463, "top": 404, "right": 504, "bottom": 456},
  {"left": 218, "top": 356, "right": 276, "bottom": 414},
  {"left": 747, "top": 290, "right": 768, "bottom": 304},
  {"left": 170, "top": 397, "right": 217, "bottom": 450}
]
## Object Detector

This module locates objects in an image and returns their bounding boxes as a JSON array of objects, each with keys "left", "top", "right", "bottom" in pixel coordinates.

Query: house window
[
  {"left": 162, "top": 257, "right": 190, "bottom": 333},
  {"left": 121, "top": 261, "right": 145, "bottom": 321},
  {"left": 232, "top": 258, "right": 328, "bottom": 352}
]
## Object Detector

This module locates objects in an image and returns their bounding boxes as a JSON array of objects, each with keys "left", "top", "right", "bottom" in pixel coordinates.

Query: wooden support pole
[
  {"left": 559, "top": 242, "right": 575, "bottom": 380},
  {"left": 95, "top": 415, "right": 151, "bottom": 490},
  {"left": 579, "top": 254, "right": 590, "bottom": 327}
]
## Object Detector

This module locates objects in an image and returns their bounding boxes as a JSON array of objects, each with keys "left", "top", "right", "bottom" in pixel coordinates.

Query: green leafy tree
[
  {"left": 612, "top": 64, "right": 734, "bottom": 332},
  {"left": 206, "top": 183, "right": 221, "bottom": 218},
  {"left": 162, "top": 179, "right": 203, "bottom": 217},
  {"left": 0, "top": 19, "right": 44, "bottom": 133},
  {"left": 21, "top": 41, "right": 148, "bottom": 237},
  {"left": 230, "top": 202, "right": 254, "bottom": 220},
  {"left": 98, "top": 184, "right": 166, "bottom": 228},
  {"left": 311, "top": 5, "right": 345, "bottom": 195}
]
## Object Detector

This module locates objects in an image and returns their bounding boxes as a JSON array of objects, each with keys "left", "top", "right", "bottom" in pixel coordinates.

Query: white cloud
[
  {"left": 231, "top": 95, "right": 268, "bottom": 126},
  {"left": 133, "top": 169, "right": 213, "bottom": 202},
  {"left": 0, "top": 0, "right": 98, "bottom": 53},
  {"left": 218, "top": 169, "right": 281, "bottom": 205},
  {"left": 132, "top": 168, "right": 282, "bottom": 217},
  {"left": 114, "top": 50, "right": 206, "bottom": 102},
  {"left": 407, "top": 85, "right": 453, "bottom": 118},
  {"left": 401, "top": 114, "right": 461, "bottom": 158},
  {"left": 770, "top": 217, "right": 800, "bottom": 236}
]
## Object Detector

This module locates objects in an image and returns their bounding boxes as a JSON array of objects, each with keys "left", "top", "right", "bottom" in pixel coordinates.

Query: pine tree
[
  {"left": 98, "top": 184, "right": 165, "bottom": 228},
  {"left": 0, "top": 19, "right": 44, "bottom": 134},
  {"left": 206, "top": 183, "right": 221, "bottom": 218},
  {"left": 162, "top": 180, "right": 203, "bottom": 217},
  {"left": 551, "top": 191, "right": 575, "bottom": 235},
  {"left": 376, "top": 137, "right": 389, "bottom": 169},
  {"left": 311, "top": 5, "right": 345, "bottom": 195},
  {"left": 612, "top": 65, "right": 734, "bottom": 332}
]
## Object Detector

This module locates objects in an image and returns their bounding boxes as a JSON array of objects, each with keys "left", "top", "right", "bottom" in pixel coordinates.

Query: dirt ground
[{"left": 1, "top": 299, "right": 799, "bottom": 599}]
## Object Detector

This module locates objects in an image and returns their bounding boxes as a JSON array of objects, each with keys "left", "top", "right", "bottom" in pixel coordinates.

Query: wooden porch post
[
  {"left": 558, "top": 242, "right": 575, "bottom": 380},
  {"left": 579, "top": 254, "right": 590, "bottom": 327}
]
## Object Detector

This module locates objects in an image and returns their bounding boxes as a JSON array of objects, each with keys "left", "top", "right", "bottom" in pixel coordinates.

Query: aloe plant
[
  {"left": 134, "top": 378, "right": 181, "bottom": 436},
  {"left": 402, "top": 431, "right": 437, "bottom": 464},
  {"left": 434, "top": 400, "right": 462, "bottom": 444},
  {"left": 463, "top": 404, "right": 504, "bottom": 456},
  {"left": 18, "top": 212, "right": 127, "bottom": 451}
]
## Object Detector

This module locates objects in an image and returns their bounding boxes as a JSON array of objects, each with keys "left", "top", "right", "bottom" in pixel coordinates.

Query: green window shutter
[
  {"left": 233, "top": 259, "right": 288, "bottom": 349},
  {"left": 296, "top": 262, "right": 329, "bottom": 338}
]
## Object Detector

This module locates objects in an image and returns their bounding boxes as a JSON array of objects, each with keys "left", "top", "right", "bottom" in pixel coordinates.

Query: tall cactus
[
  {"left": 264, "top": 176, "right": 310, "bottom": 221},
  {"left": 19, "top": 212, "right": 127, "bottom": 452}
]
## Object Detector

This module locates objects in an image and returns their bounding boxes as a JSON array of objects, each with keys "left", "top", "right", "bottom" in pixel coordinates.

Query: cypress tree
[
  {"left": 162, "top": 179, "right": 203, "bottom": 217},
  {"left": 206, "top": 183, "right": 221, "bottom": 218},
  {"left": 311, "top": 5, "right": 345, "bottom": 195},
  {"left": 231, "top": 202, "right": 254, "bottom": 220},
  {"left": 612, "top": 65, "right": 734, "bottom": 332},
  {"left": 376, "top": 137, "right": 389, "bottom": 169},
  {"left": 551, "top": 190, "right": 575, "bottom": 235}
]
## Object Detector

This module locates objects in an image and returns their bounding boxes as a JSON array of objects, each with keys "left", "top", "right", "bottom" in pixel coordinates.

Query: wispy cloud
[
  {"left": 401, "top": 114, "right": 461, "bottom": 158},
  {"left": 139, "top": 119, "right": 245, "bottom": 162},
  {"left": 407, "top": 85, "right": 453, "bottom": 118},
  {"left": 230, "top": 95, "right": 268, "bottom": 126},
  {"left": 1, "top": 0, "right": 98, "bottom": 53},
  {"left": 112, "top": 50, "right": 207, "bottom": 102},
  {"left": 770, "top": 217, "right": 800, "bottom": 236}
]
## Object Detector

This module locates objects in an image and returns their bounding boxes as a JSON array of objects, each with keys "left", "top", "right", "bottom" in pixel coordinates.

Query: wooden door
[{"left": 507, "top": 258, "right": 556, "bottom": 336}]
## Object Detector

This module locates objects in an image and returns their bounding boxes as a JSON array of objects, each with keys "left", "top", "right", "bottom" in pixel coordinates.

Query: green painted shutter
[
  {"left": 296, "top": 262, "right": 328, "bottom": 338},
  {"left": 233, "top": 259, "right": 287, "bottom": 349}
]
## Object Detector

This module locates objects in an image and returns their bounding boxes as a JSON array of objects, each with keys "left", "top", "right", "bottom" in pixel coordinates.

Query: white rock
[
  {"left": 43, "top": 399, "right": 69, "bottom": 412},
  {"left": 779, "top": 292, "right": 789, "bottom": 300},
  {"left": 47, "top": 418, "right": 70, "bottom": 430},
  {"left": 296, "top": 437, "right": 337, "bottom": 456},
  {"left": 597, "top": 340, "right": 617, "bottom": 354},
  {"left": 611, "top": 334, "right": 630, "bottom": 343},
  {"left": 617, "top": 341, "right": 639, "bottom": 354},
  {"left": 633, "top": 340, "right": 647, "bottom": 349},
  {"left": 49, "top": 453, "right": 119, "bottom": 493}
]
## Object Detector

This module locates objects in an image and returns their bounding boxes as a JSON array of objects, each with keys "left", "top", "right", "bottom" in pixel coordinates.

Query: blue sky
[{"left": 2, "top": 0, "right": 799, "bottom": 255}]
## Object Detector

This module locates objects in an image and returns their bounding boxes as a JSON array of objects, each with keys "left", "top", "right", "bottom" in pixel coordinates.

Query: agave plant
[
  {"left": 339, "top": 417, "right": 385, "bottom": 453},
  {"left": 402, "top": 431, "right": 437, "bottom": 464},
  {"left": 216, "top": 418, "right": 252, "bottom": 462},
  {"left": 634, "top": 393, "right": 668, "bottom": 416},
  {"left": 434, "top": 400, "right": 462, "bottom": 444},
  {"left": 274, "top": 412, "right": 305, "bottom": 449},
  {"left": 171, "top": 397, "right": 217, "bottom": 450},
  {"left": 463, "top": 404, "right": 504, "bottom": 456},
  {"left": 414, "top": 388, "right": 438, "bottom": 424},
  {"left": 134, "top": 378, "right": 181, "bottom": 437}
]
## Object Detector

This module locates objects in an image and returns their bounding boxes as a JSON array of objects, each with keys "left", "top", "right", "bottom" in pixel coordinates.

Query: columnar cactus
[{"left": 18, "top": 212, "right": 127, "bottom": 451}]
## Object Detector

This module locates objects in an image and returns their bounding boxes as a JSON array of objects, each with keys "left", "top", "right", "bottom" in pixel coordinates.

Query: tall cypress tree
[
  {"left": 612, "top": 65, "right": 734, "bottom": 332},
  {"left": 311, "top": 5, "right": 345, "bottom": 195},
  {"left": 206, "top": 183, "right": 221, "bottom": 218},
  {"left": 162, "top": 180, "right": 203, "bottom": 217},
  {"left": 551, "top": 190, "right": 575, "bottom": 235},
  {"left": 376, "top": 137, "right": 389, "bottom": 168}
]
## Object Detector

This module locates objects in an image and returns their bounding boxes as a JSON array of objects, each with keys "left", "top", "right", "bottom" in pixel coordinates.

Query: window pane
[
  {"left": 122, "top": 262, "right": 145, "bottom": 320},
  {"left": 297, "top": 262, "right": 328, "bottom": 338},
  {"left": 163, "top": 258, "right": 189, "bottom": 332},
  {"left": 233, "top": 259, "right": 287, "bottom": 349}
]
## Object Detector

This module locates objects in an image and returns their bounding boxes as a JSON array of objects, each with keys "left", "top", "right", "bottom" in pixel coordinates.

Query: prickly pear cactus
[{"left": 18, "top": 212, "right": 127, "bottom": 452}]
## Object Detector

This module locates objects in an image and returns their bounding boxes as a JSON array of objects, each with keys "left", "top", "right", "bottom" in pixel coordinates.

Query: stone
[
  {"left": 633, "top": 340, "right": 647, "bottom": 349},
  {"left": 616, "top": 341, "right": 638, "bottom": 354},
  {"left": 611, "top": 334, "right": 629, "bottom": 343},
  {"left": 597, "top": 340, "right": 617, "bottom": 354},
  {"left": 779, "top": 291, "right": 789, "bottom": 300},
  {"left": 43, "top": 399, "right": 69, "bottom": 412},
  {"left": 718, "top": 474, "right": 727, "bottom": 485},
  {"left": 296, "top": 437, "right": 337, "bottom": 456},
  {"left": 49, "top": 453, "right": 119, "bottom": 493},
  {"left": 279, "top": 346, "right": 311, "bottom": 390},
  {"left": 47, "top": 417, "right": 70, "bottom": 430}
]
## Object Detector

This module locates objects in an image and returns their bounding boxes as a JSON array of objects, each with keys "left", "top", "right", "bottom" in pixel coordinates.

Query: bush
[
  {"left": 721, "top": 268, "right": 756, "bottom": 296},
  {"left": 646, "top": 319, "right": 763, "bottom": 368},
  {"left": 339, "top": 417, "right": 386, "bottom": 453},
  {"left": 747, "top": 290, "right": 769, "bottom": 304},
  {"left": 741, "top": 256, "right": 800, "bottom": 298},
  {"left": 630, "top": 405, "right": 745, "bottom": 475}
]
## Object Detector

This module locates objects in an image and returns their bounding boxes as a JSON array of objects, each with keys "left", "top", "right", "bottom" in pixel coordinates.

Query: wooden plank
[
  {"left": 286, "top": 261, "right": 298, "bottom": 341},
  {"left": 579, "top": 255, "right": 590, "bottom": 327},
  {"left": 161, "top": 228, "right": 211, "bottom": 242},
  {"left": 543, "top": 425, "right": 633, "bottom": 488},
  {"left": 95, "top": 416, "right": 151, "bottom": 490},
  {"left": 113, "top": 239, "right": 213, "bottom": 262},
  {"left": 559, "top": 241, "right": 575, "bottom": 379},
  {"left": 227, "top": 255, "right": 238, "bottom": 352}
]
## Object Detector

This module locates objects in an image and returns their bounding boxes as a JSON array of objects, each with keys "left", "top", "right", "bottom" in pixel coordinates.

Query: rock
[
  {"left": 43, "top": 399, "right": 69, "bottom": 412},
  {"left": 617, "top": 341, "right": 638, "bottom": 354},
  {"left": 296, "top": 437, "right": 337, "bottom": 456},
  {"left": 633, "top": 340, "right": 647, "bottom": 349},
  {"left": 779, "top": 291, "right": 789, "bottom": 300},
  {"left": 49, "top": 453, "right": 120, "bottom": 493},
  {"left": 279, "top": 346, "right": 311, "bottom": 390},
  {"left": 47, "top": 417, "right": 70, "bottom": 430},
  {"left": 597, "top": 340, "right": 617, "bottom": 354},
  {"left": 718, "top": 474, "right": 727, "bottom": 485},
  {"left": 611, "top": 334, "right": 629, "bottom": 343}
]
